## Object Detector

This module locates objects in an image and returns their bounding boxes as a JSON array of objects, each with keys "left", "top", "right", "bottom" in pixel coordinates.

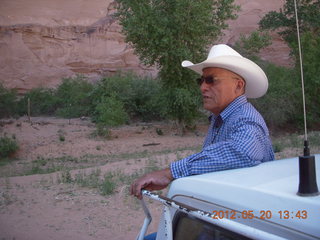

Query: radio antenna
[{"left": 294, "top": 0, "right": 319, "bottom": 196}]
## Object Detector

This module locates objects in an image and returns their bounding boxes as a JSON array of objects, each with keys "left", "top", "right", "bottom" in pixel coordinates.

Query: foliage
[
  {"left": 296, "top": 32, "right": 320, "bottom": 124},
  {"left": 74, "top": 169, "right": 102, "bottom": 188},
  {"left": 234, "top": 30, "right": 272, "bottom": 57},
  {"left": 61, "top": 169, "right": 117, "bottom": 195},
  {"left": 91, "top": 72, "right": 164, "bottom": 121},
  {"left": 16, "top": 75, "right": 94, "bottom": 118},
  {"left": 259, "top": 0, "right": 320, "bottom": 127},
  {"left": 250, "top": 61, "right": 300, "bottom": 128},
  {"left": 162, "top": 87, "right": 201, "bottom": 126},
  {"left": 259, "top": 0, "right": 320, "bottom": 46},
  {"left": 0, "top": 136, "right": 19, "bottom": 159},
  {"left": 99, "top": 172, "right": 117, "bottom": 195},
  {"left": 18, "top": 88, "right": 57, "bottom": 116},
  {"left": 55, "top": 75, "right": 94, "bottom": 118},
  {"left": 0, "top": 73, "right": 165, "bottom": 124},
  {"left": 94, "top": 94, "right": 128, "bottom": 127},
  {"left": 0, "top": 84, "right": 18, "bottom": 118},
  {"left": 115, "top": 0, "right": 239, "bottom": 125},
  {"left": 91, "top": 124, "right": 112, "bottom": 139}
]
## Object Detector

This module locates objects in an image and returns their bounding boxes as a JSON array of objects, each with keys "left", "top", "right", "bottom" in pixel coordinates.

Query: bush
[
  {"left": 126, "top": 76, "right": 164, "bottom": 121},
  {"left": 91, "top": 124, "right": 112, "bottom": 139},
  {"left": 162, "top": 87, "right": 202, "bottom": 126},
  {"left": 17, "top": 88, "right": 57, "bottom": 116},
  {"left": 99, "top": 173, "right": 116, "bottom": 195},
  {"left": 93, "top": 94, "right": 128, "bottom": 127},
  {"left": 297, "top": 32, "right": 320, "bottom": 126},
  {"left": 0, "top": 136, "right": 19, "bottom": 159},
  {"left": 250, "top": 61, "right": 300, "bottom": 128},
  {"left": 0, "top": 84, "right": 18, "bottom": 118},
  {"left": 91, "top": 72, "right": 165, "bottom": 121},
  {"left": 55, "top": 75, "right": 94, "bottom": 118}
]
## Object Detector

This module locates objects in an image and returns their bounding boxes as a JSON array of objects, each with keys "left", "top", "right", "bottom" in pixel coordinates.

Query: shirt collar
[{"left": 209, "top": 95, "right": 247, "bottom": 122}]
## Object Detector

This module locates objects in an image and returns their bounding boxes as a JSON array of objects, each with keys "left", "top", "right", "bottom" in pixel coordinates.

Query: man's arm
[
  {"left": 130, "top": 168, "right": 173, "bottom": 199},
  {"left": 130, "top": 122, "right": 273, "bottom": 199},
  {"left": 170, "top": 121, "right": 273, "bottom": 178}
]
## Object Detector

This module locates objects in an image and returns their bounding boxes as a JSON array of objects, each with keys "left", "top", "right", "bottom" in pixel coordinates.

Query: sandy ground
[
  {"left": 0, "top": 117, "right": 207, "bottom": 240},
  {"left": 0, "top": 117, "right": 319, "bottom": 240}
]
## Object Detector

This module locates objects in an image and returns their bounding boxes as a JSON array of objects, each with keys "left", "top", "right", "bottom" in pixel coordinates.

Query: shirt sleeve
[{"left": 170, "top": 121, "right": 270, "bottom": 179}]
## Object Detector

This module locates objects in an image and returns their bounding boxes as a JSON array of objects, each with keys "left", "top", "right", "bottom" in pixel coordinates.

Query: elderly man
[{"left": 131, "top": 44, "right": 275, "bottom": 200}]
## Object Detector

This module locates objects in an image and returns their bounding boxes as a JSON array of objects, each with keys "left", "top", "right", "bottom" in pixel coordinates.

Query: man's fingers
[
  {"left": 130, "top": 178, "right": 149, "bottom": 199},
  {"left": 130, "top": 169, "right": 173, "bottom": 199}
]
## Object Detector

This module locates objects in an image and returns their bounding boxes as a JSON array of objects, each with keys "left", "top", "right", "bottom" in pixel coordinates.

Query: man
[{"left": 131, "top": 44, "right": 275, "bottom": 200}]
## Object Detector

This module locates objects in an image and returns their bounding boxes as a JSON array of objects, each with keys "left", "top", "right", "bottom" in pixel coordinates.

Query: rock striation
[{"left": 0, "top": 0, "right": 290, "bottom": 92}]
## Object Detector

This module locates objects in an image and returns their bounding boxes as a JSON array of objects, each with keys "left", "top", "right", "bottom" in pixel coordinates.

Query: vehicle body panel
[{"left": 154, "top": 155, "right": 320, "bottom": 239}]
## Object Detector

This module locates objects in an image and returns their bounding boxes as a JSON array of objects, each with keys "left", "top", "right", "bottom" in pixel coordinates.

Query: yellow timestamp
[{"left": 211, "top": 210, "right": 308, "bottom": 220}]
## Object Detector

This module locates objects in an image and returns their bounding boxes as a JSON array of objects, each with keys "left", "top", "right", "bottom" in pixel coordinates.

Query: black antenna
[{"left": 293, "top": 0, "right": 319, "bottom": 196}]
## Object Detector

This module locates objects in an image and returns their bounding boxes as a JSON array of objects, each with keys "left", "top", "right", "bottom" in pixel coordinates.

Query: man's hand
[{"left": 130, "top": 168, "right": 173, "bottom": 199}]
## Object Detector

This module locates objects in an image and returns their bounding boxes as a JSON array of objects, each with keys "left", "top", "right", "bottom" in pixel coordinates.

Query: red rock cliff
[{"left": 0, "top": 0, "right": 290, "bottom": 92}]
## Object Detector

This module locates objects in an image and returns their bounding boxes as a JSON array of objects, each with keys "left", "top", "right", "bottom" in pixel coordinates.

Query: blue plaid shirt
[{"left": 170, "top": 95, "right": 275, "bottom": 179}]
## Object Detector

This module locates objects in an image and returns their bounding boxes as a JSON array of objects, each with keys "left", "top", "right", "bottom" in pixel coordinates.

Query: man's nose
[{"left": 200, "top": 82, "right": 209, "bottom": 92}]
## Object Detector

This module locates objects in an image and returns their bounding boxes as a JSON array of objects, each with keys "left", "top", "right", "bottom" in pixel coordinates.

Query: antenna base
[{"left": 297, "top": 155, "right": 319, "bottom": 197}]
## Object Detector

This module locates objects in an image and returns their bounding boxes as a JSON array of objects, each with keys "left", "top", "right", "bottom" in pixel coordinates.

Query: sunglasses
[
  {"left": 196, "top": 76, "right": 219, "bottom": 86},
  {"left": 196, "top": 76, "right": 242, "bottom": 86}
]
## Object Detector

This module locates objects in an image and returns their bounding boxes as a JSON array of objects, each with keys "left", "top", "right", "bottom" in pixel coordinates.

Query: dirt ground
[
  {"left": 0, "top": 117, "right": 319, "bottom": 240},
  {"left": 0, "top": 117, "right": 207, "bottom": 240}
]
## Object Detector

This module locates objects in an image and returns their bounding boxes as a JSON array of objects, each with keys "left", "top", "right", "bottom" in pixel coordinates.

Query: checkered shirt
[{"left": 170, "top": 95, "right": 275, "bottom": 179}]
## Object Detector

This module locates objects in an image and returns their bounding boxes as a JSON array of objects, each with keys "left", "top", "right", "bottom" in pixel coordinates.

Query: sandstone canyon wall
[{"left": 0, "top": 0, "right": 289, "bottom": 92}]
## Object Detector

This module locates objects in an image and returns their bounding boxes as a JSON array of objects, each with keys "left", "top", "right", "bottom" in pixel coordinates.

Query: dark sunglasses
[
  {"left": 196, "top": 76, "right": 218, "bottom": 86},
  {"left": 196, "top": 76, "right": 242, "bottom": 86}
]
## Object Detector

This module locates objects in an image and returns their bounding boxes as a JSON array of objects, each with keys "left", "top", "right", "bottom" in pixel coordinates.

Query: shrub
[
  {"left": 91, "top": 124, "right": 112, "bottom": 139},
  {"left": 0, "top": 136, "right": 19, "bottom": 159},
  {"left": 17, "top": 88, "right": 57, "bottom": 116},
  {"left": 250, "top": 61, "right": 300, "bottom": 128},
  {"left": 99, "top": 173, "right": 116, "bottom": 195},
  {"left": 162, "top": 87, "right": 202, "bottom": 126},
  {"left": 55, "top": 75, "right": 94, "bottom": 118},
  {"left": 91, "top": 72, "right": 165, "bottom": 122},
  {"left": 93, "top": 94, "right": 128, "bottom": 127},
  {"left": 0, "top": 84, "right": 18, "bottom": 118},
  {"left": 125, "top": 76, "right": 164, "bottom": 121},
  {"left": 297, "top": 32, "right": 320, "bottom": 126}
]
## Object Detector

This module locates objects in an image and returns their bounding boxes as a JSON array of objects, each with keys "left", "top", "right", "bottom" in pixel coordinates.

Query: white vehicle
[{"left": 137, "top": 154, "right": 320, "bottom": 240}]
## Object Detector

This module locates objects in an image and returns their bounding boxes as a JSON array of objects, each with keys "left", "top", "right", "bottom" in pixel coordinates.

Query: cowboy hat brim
[{"left": 182, "top": 56, "right": 268, "bottom": 99}]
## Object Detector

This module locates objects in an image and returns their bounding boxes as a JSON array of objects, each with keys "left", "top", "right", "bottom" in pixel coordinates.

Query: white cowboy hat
[{"left": 181, "top": 44, "right": 268, "bottom": 98}]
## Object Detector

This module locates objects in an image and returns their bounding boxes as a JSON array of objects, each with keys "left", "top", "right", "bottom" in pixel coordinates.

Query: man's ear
[{"left": 236, "top": 79, "right": 245, "bottom": 93}]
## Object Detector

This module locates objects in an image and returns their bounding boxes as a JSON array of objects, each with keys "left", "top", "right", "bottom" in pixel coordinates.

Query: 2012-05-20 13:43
[{"left": 211, "top": 210, "right": 308, "bottom": 220}]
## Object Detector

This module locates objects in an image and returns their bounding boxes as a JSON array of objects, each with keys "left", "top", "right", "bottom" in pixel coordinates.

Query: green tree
[
  {"left": 234, "top": 30, "right": 272, "bottom": 58},
  {"left": 259, "top": 0, "right": 320, "bottom": 125},
  {"left": 115, "top": 0, "right": 239, "bottom": 127},
  {"left": 259, "top": 0, "right": 320, "bottom": 46}
]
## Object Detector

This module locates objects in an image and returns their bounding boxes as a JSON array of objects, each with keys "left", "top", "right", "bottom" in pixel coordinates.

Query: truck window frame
[{"left": 172, "top": 211, "right": 252, "bottom": 240}]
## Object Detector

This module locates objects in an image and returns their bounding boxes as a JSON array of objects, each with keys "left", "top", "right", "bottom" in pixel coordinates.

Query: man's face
[{"left": 200, "top": 67, "right": 245, "bottom": 115}]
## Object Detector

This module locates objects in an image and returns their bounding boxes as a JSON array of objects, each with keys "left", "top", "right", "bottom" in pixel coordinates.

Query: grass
[
  {"left": 1, "top": 131, "right": 319, "bottom": 178},
  {"left": 56, "top": 168, "right": 144, "bottom": 196},
  {"left": 272, "top": 131, "right": 320, "bottom": 152},
  {"left": 53, "top": 154, "right": 170, "bottom": 197},
  {"left": 1, "top": 130, "right": 319, "bottom": 199}
]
